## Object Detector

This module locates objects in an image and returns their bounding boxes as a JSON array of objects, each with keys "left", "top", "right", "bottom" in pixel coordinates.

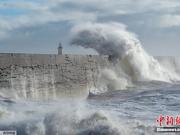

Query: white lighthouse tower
[{"left": 58, "top": 42, "right": 62, "bottom": 55}]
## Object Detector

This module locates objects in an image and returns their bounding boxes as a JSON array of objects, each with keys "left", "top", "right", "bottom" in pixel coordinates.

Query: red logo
[{"left": 156, "top": 114, "right": 180, "bottom": 127}]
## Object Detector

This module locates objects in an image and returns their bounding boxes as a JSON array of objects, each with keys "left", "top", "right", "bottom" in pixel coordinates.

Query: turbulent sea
[
  {"left": 0, "top": 81, "right": 180, "bottom": 135},
  {"left": 1, "top": 22, "right": 180, "bottom": 135}
]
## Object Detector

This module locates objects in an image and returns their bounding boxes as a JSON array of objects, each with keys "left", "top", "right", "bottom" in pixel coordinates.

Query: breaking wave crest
[
  {"left": 0, "top": 101, "right": 121, "bottom": 135},
  {"left": 71, "top": 22, "right": 180, "bottom": 91}
]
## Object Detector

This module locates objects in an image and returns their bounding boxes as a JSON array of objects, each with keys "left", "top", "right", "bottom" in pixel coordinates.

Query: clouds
[
  {"left": 0, "top": 0, "right": 97, "bottom": 39},
  {"left": 0, "top": 0, "right": 180, "bottom": 55},
  {"left": 159, "top": 14, "right": 180, "bottom": 27},
  {"left": 0, "top": 0, "right": 180, "bottom": 39}
]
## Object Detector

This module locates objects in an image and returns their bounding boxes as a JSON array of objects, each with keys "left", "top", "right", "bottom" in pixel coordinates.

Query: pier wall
[{"left": 0, "top": 53, "right": 109, "bottom": 100}]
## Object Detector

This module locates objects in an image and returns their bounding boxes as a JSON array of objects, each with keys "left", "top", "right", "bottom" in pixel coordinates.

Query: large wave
[
  {"left": 0, "top": 100, "right": 122, "bottom": 135},
  {"left": 71, "top": 22, "right": 180, "bottom": 91}
]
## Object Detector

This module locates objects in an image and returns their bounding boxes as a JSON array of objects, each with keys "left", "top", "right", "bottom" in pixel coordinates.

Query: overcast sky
[{"left": 0, "top": 0, "right": 180, "bottom": 56}]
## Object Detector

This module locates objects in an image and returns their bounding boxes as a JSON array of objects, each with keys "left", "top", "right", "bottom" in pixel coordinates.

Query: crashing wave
[
  {"left": 71, "top": 22, "right": 180, "bottom": 91},
  {"left": 0, "top": 100, "right": 121, "bottom": 135}
]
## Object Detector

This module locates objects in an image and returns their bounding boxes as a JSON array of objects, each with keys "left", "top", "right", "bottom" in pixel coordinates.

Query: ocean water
[
  {"left": 1, "top": 22, "right": 180, "bottom": 135},
  {"left": 0, "top": 81, "right": 180, "bottom": 135}
]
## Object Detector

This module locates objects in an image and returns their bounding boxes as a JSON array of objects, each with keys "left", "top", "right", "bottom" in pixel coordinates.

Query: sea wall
[{"left": 0, "top": 53, "right": 109, "bottom": 100}]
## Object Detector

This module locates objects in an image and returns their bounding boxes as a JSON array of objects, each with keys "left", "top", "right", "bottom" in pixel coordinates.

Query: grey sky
[{"left": 0, "top": 0, "right": 180, "bottom": 56}]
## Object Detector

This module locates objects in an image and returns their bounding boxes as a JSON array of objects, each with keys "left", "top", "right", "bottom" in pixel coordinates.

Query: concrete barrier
[{"left": 0, "top": 53, "right": 109, "bottom": 100}]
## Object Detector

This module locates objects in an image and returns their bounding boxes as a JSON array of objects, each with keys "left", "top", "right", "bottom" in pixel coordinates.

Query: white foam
[{"left": 71, "top": 22, "right": 180, "bottom": 90}]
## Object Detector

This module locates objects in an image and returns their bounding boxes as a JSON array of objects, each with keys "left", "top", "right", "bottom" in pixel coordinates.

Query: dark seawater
[{"left": 0, "top": 81, "right": 180, "bottom": 135}]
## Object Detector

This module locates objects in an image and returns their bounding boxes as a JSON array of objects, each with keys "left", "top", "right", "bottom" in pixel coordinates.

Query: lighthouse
[{"left": 58, "top": 43, "right": 62, "bottom": 55}]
